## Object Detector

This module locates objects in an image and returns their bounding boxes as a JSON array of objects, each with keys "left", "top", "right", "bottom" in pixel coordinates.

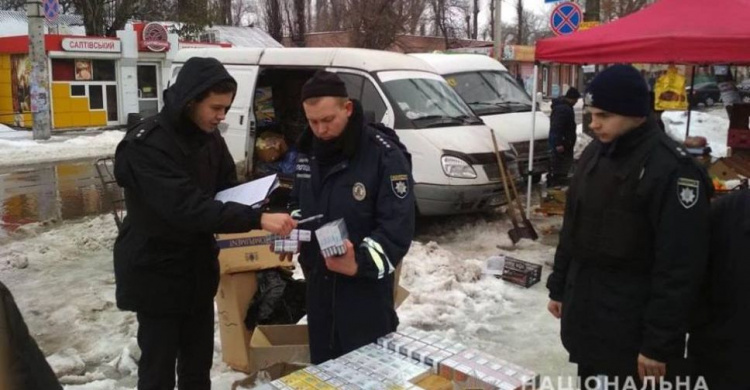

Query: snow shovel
[{"left": 490, "top": 129, "right": 538, "bottom": 244}]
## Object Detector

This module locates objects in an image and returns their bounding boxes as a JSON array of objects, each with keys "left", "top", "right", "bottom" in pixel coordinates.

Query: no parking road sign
[
  {"left": 43, "top": 0, "right": 61, "bottom": 22},
  {"left": 550, "top": 1, "right": 582, "bottom": 36}
]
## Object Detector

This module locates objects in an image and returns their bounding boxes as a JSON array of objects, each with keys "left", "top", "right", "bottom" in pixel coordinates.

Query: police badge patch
[
  {"left": 390, "top": 174, "right": 409, "bottom": 199},
  {"left": 677, "top": 177, "right": 700, "bottom": 209},
  {"left": 352, "top": 182, "right": 367, "bottom": 201}
]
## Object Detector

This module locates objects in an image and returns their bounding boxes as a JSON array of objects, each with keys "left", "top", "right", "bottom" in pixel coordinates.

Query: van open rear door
[{"left": 222, "top": 65, "right": 259, "bottom": 177}]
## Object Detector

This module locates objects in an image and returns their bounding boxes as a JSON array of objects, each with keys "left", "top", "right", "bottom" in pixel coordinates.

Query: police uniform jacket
[
  {"left": 292, "top": 101, "right": 416, "bottom": 364},
  {"left": 546, "top": 119, "right": 711, "bottom": 372}
]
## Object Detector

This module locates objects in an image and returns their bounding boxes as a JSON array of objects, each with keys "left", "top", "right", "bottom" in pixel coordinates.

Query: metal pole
[
  {"left": 686, "top": 66, "right": 696, "bottom": 139},
  {"left": 493, "top": 0, "right": 502, "bottom": 60},
  {"left": 526, "top": 64, "right": 539, "bottom": 218},
  {"left": 27, "top": 0, "right": 52, "bottom": 140}
]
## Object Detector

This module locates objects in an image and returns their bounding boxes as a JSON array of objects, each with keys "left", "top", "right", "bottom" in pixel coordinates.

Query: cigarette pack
[{"left": 315, "top": 219, "right": 348, "bottom": 258}]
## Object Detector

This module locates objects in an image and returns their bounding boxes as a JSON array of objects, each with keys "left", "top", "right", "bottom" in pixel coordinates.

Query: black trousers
[
  {"left": 136, "top": 302, "right": 214, "bottom": 390},
  {"left": 549, "top": 147, "right": 574, "bottom": 187}
]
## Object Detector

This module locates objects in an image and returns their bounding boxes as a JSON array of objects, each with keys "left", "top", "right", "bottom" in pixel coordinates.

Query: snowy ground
[
  {"left": 0, "top": 209, "right": 573, "bottom": 389},
  {"left": 0, "top": 124, "right": 124, "bottom": 167},
  {"left": 662, "top": 109, "right": 730, "bottom": 157}
]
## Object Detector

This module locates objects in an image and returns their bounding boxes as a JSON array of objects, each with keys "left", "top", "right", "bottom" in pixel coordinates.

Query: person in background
[
  {"left": 547, "top": 87, "right": 580, "bottom": 187},
  {"left": 547, "top": 65, "right": 711, "bottom": 388},
  {"left": 689, "top": 189, "right": 750, "bottom": 390}
]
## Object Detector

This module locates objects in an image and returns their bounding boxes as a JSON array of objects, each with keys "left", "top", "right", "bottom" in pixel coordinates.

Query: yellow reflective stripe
[
  {"left": 366, "top": 246, "right": 386, "bottom": 279},
  {"left": 363, "top": 237, "right": 394, "bottom": 275}
]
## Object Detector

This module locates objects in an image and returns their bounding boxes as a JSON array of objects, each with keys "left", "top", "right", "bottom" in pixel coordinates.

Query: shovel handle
[{"left": 490, "top": 128, "right": 520, "bottom": 227}]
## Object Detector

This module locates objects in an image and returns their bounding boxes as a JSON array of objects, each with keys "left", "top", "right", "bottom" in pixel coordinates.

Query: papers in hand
[{"left": 214, "top": 174, "right": 279, "bottom": 208}]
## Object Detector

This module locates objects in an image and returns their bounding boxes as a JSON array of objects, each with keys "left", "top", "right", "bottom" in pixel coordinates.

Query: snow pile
[
  {"left": 0, "top": 130, "right": 124, "bottom": 167},
  {"left": 663, "top": 110, "right": 730, "bottom": 157},
  {"left": 1, "top": 212, "right": 573, "bottom": 389}
]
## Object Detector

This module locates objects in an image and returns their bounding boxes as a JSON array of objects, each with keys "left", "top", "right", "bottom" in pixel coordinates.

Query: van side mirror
[{"left": 364, "top": 110, "right": 377, "bottom": 124}]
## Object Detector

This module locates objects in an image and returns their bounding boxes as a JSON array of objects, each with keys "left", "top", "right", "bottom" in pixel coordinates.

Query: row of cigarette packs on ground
[
  {"left": 266, "top": 327, "right": 539, "bottom": 390},
  {"left": 272, "top": 219, "right": 349, "bottom": 258}
]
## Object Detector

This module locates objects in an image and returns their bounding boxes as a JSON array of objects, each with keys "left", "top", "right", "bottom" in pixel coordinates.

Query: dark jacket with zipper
[
  {"left": 689, "top": 189, "right": 750, "bottom": 388},
  {"left": 291, "top": 101, "right": 415, "bottom": 364},
  {"left": 549, "top": 97, "right": 577, "bottom": 149},
  {"left": 113, "top": 57, "right": 262, "bottom": 316},
  {"left": 546, "top": 119, "right": 711, "bottom": 372}
]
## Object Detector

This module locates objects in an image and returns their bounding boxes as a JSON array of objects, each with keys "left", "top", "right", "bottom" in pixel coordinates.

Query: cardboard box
[
  {"left": 216, "top": 230, "right": 289, "bottom": 274},
  {"left": 250, "top": 325, "right": 310, "bottom": 371},
  {"left": 215, "top": 272, "right": 259, "bottom": 373},
  {"left": 501, "top": 256, "right": 542, "bottom": 288},
  {"left": 216, "top": 264, "right": 410, "bottom": 374}
]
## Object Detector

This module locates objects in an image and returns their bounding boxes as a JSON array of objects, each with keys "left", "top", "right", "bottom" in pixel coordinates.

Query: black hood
[{"left": 162, "top": 57, "right": 236, "bottom": 127}]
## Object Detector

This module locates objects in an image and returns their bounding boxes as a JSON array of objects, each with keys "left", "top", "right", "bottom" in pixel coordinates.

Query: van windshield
[
  {"left": 447, "top": 71, "right": 533, "bottom": 115},
  {"left": 380, "top": 73, "right": 482, "bottom": 129}
]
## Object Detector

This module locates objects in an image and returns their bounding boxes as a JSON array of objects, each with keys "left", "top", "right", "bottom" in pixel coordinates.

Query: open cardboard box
[
  {"left": 215, "top": 262, "right": 409, "bottom": 374},
  {"left": 216, "top": 230, "right": 290, "bottom": 274}
]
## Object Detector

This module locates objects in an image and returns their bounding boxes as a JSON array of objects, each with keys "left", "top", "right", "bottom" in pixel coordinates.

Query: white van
[
  {"left": 171, "top": 48, "right": 519, "bottom": 216},
  {"left": 411, "top": 53, "right": 551, "bottom": 182}
]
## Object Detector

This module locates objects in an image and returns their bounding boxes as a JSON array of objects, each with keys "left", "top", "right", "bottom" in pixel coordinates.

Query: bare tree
[
  {"left": 504, "top": 7, "right": 551, "bottom": 45},
  {"left": 471, "top": 0, "right": 478, "bottom": 39},
  {"left": 264, "top": 0, "right": 283, "bottom": 40},
  {"left": 68, "top": 0, "right": 141, "bottom": 36},
  {"left": 231, "top": 0, "right": 255, "bottom": 26},
  {"left": 514, "top": 0, "right": 524, "bottom": 45},
  {"left": 601, "top": 0, "right": 649, "bottom": 21}
]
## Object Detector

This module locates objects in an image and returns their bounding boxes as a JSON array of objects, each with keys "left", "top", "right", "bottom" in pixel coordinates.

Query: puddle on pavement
[{"left": 0, "top": 159, "right": 122, "bottom": 237}]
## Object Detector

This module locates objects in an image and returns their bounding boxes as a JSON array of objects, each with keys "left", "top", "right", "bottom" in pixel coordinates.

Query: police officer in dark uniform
[
  {"left": 288, "top": 71, "right": 415, "bottom": 364},
  {"left": 546, "top": 65, "right": 711, "bottom": 387},
  {"left": 689, "top": 189, "right": 750, "bottom": 390},
  {"left": 113, "top": 57, "right": 296, "bottom": 390}
]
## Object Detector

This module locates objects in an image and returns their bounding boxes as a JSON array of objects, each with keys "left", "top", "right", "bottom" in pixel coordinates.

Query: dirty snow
[
  {"left": 0, "top": 128, "right": 124, "bottom": 167},
  {"left": 0, "top": 209, "right": 573, "bottom": 389},
  {"left": 662, "top": 109, "right": 730, "bottom": 157}
]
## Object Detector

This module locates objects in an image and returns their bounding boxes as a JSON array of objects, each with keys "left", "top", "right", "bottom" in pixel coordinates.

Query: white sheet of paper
[{"left": 214, "top": 174, "right": 279, "bottom": 207}]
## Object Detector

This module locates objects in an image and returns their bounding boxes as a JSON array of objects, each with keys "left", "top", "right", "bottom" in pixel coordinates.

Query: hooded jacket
[{"left": 113, "top": 57, "right": 261, "bottom": 315}]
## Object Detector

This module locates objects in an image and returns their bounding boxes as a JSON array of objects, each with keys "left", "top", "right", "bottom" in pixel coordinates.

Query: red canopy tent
[
  {"left": 536, "top": 0, "right": 750, "bottom": 65},
  {"left": 521, "top": 0, "right": 750, "bottom": 215}
]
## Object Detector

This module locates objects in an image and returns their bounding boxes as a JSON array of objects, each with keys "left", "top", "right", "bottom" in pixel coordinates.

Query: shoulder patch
[
  {"left": 677, "top": 177, "right": 700, "bottom": 209},
  {"left": 390, "top": 174, "right": 409, "bottom": 199}
]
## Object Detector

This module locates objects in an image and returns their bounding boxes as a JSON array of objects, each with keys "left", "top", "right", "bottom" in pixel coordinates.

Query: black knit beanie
[
  {"left": 301, "top": 70, "right": 348, "bottom": 101},
  {"left": 585, "top": 65, "right": 650, "bottom": 117}
]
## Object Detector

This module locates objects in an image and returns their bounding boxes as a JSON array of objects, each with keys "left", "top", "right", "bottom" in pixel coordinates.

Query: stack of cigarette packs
[
  {"left": 315, "top": 219, "right": 349, "bottom": 257},
  {"left": 270, "top": 327, "right": 538, "bottom": 390},
  {"left": 272, "top": 229, "right": 312, "bottom": 254}
]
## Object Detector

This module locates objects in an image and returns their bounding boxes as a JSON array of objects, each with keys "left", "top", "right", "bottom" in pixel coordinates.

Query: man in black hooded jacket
[{"left": 113, "top": 57, "right": 296, "bottom": 390}]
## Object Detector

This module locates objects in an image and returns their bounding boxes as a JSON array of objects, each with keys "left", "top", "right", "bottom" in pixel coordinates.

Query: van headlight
[{"left": 441, "top": 155, "right": 477, "bottom": 179}]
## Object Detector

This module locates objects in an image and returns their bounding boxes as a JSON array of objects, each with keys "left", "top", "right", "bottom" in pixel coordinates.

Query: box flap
[
  {"left": 251, "top": 325, "right": 309, "bottom": 347},
  {"left": 395, "top": 285, "right": 410, "bottom": 309}
]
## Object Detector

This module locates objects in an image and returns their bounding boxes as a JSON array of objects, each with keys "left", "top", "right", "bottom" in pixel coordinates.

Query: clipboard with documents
[{"left": 214, "top": 174, "right": 280, "bottom": 208}]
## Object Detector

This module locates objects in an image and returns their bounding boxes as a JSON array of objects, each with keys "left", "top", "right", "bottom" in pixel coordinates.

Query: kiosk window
[{"left": 70, "top": 85, "right": 86, "bottom": 96}]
